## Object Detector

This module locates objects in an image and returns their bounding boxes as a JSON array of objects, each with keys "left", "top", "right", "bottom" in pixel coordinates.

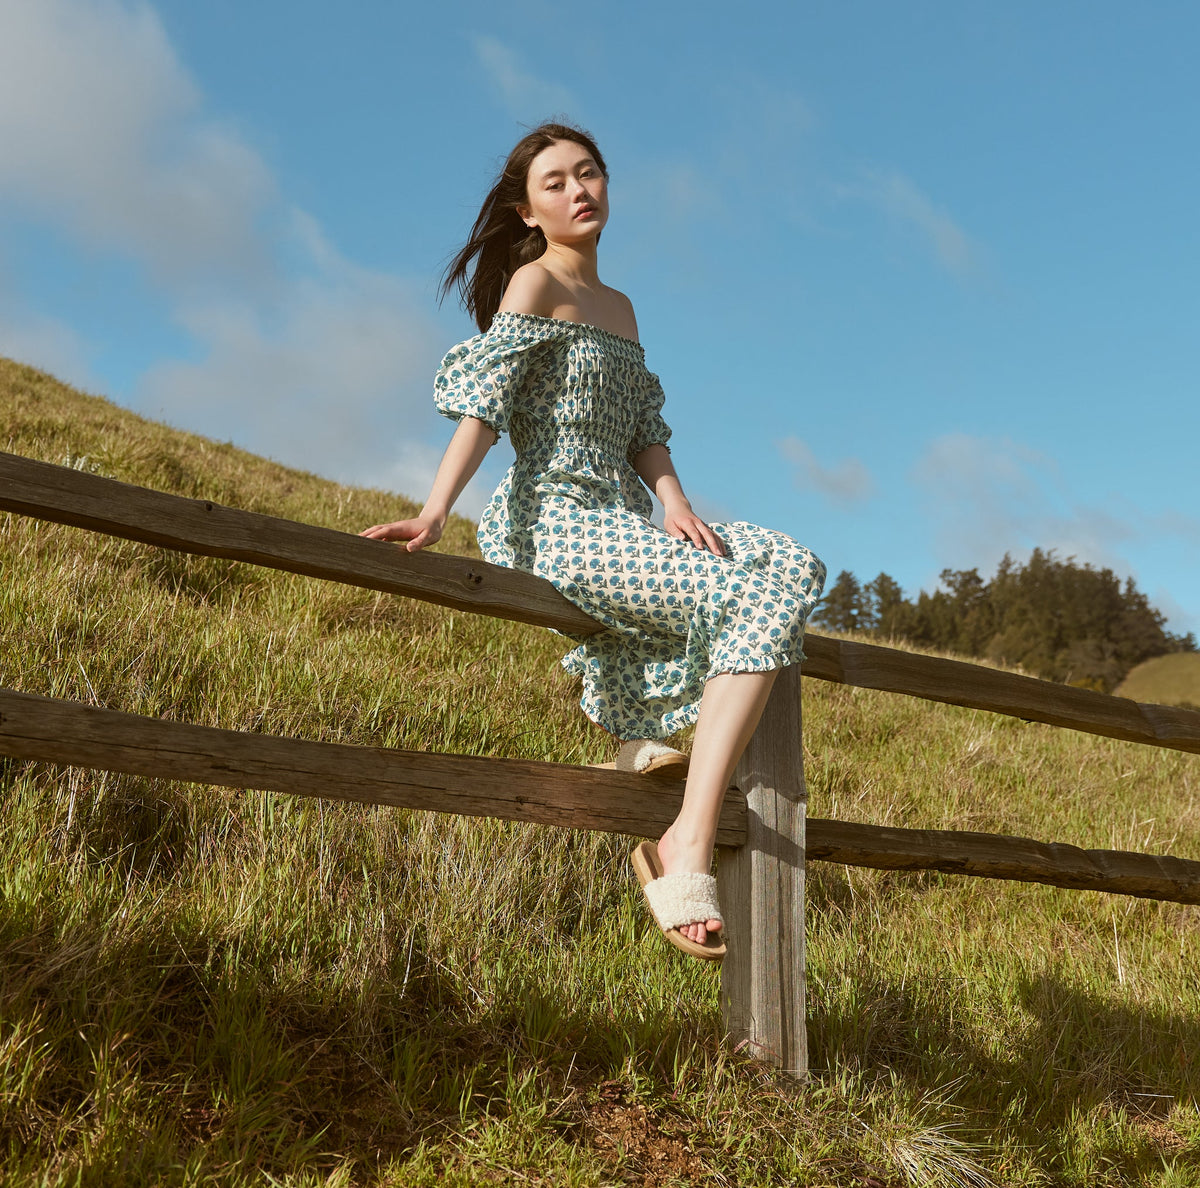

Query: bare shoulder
[
  {"left": 497, "top": 263, "right": 561, "bottom": 317},
  {"left": 603, "top": 286, "right": 640, "bottom": 341}
]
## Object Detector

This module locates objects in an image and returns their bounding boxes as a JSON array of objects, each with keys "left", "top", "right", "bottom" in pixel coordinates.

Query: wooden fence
[{"left": 3, "top": 450, "right": 1200, "bottom": 1079}]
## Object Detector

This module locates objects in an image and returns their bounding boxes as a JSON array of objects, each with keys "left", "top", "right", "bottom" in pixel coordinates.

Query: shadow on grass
[
  {"left": 0, "top": 890, "right": 718, "bottom": 1186},
  {"left": 7, "top": 770, "right": 1195, "bottom": 1184},
  {"left": 809, "top": 964, "right": 1200, "bottom": 1180}
]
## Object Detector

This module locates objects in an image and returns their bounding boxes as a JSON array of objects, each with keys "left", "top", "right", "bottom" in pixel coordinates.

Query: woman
[{"left": 362, "top": 122, "right": 825, "bottom": 960}]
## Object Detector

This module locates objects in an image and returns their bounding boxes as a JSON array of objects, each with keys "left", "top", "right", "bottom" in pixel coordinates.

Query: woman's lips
[{"left": 574, "top": 206, "right": 597, "bottom": 220}]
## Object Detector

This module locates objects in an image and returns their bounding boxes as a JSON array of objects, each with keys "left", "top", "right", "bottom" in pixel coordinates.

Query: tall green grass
[{"left": 2, "top": 356, "right": 1199, "bottom": 1185}]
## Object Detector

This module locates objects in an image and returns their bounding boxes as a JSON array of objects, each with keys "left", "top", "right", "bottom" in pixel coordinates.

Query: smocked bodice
[{"left": 434, "top": 310, "right": 672, "bottom": 471}]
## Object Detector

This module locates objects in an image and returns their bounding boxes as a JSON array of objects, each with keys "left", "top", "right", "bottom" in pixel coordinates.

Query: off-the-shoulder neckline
[{"left": 492, "top": 309, "right": 643, "bottom": 348}]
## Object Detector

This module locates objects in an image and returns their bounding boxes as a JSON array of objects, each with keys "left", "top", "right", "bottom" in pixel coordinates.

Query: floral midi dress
[{"left": 434, "top": 310, "right": 827, "bottom": 740}]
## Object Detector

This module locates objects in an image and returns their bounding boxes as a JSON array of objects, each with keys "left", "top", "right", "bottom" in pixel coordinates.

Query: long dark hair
[{"left": 440, "top": 121, "right": 609, "bottom": 332}]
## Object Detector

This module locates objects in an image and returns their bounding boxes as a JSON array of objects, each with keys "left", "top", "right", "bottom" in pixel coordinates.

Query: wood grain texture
[
  {"left": 5, "top": 451, "right": 1200, "bottom": 754},
  {"left": 0, "top": 687, "right": 747, "bottom": 846},
  {"left": 806, "top": 817, "right": 1200, "bottom": 903},
  {"left": 718, "top": 665, "right": 808, "bottom": 1079},
  {"left": 0, "top": 451, "right": 599, "bottom": 635},
  {"left": 802, "top": 634, "right": 1200, "bottom": 754}
]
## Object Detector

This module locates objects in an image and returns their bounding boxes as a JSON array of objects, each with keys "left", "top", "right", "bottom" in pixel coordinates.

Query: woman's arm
[
  {"left": 632, "top": 443, "right": 725, "bottom": 556},
  {"left": 360, "top": 416, "right": 497, "bottom": 551},
  {"left": 367, "top": 265, "right": 553, "bottom": 552}
]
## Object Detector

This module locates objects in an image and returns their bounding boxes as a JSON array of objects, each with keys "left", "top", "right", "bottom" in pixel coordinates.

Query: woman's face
[{"left": 518, "top": 139, "right": 608, "bottom": 245}]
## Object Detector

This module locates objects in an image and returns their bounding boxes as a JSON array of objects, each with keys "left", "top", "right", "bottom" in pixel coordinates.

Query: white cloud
[
  {"left": 612, "top": 158, "right": 726, "bottom": 283},
  {"left": 0, "top": 305, "right": 94, "bottom": 392},
  {"left": 845, "top": 169, "right": 978, "bottom": 276},
  {"left": 779, "top": 435, "right": 874, "bottom": 504},
  {"left": 1150, "top": 507, "right": 1200, "bottom": 548},
  {"left": 0, "top": 0, "right": 273, "bottom": 288},
  {"left": 136, "top": 264, "right": 442, "bottom": 487},
  {"left": 914, "top": 432, "right": 1139, "bottom": 575},
  {"left": 0, "top": 227, "right": 93, "bottom": 385},
  {"left": 128, "top": 206, "right": 451, "bottom": 494},
  {"left": 357, "top": 438, "right": 502, "bottom": 520},
  {"left": 472, "top": 37, "right": 575, "bottom": 121},
  {"left": 1149, "top": 588, "right": 1193, "bottom": 637},
  {"left": 712, "top": 78, "right": 817, "bottom": 220},
  {"left": 912, "top": 432, "right": 1200, "bottom": 635},
  {"left": 0, "top": 0, "right": 453, "bottom": 503}
]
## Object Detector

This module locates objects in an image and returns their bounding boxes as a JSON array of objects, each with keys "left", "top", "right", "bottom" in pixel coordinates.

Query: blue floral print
[{"left": 435, "top": 310, "right": 827, "bottom": 740}]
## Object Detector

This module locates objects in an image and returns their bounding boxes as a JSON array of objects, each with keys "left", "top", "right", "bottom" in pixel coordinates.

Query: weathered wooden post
[{"left": 717, "top": 663, "right": 807, "bottom": 1078}]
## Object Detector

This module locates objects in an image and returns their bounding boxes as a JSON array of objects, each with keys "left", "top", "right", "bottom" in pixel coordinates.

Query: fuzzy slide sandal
[
  {"left": 631, "top": 841, "right": 726, "bottom": 962},
  {"left": 594, "top": 740, "right": 690, "bottom": 777}
]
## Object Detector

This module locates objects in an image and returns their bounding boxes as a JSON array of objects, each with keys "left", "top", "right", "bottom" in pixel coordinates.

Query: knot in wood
[{"left": 464, "top": 569, "right": 484, "bottom": 586}]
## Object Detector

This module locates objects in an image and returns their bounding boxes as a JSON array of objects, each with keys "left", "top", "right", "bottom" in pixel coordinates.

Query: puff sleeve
[
  {"left": 627, "top": 366, "right": 673, "bottom": 459},
  {"left": 433, "top": 322, "right": 543, "bottom": 438}
]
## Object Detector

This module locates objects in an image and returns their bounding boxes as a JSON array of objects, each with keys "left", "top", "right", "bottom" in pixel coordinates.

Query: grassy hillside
[
  {"left": 1118, "top": 654, "right": 1200, "bottom": 710},
  {"left": 2, "top": 356, "right": 1199, "bottom": 1187}
]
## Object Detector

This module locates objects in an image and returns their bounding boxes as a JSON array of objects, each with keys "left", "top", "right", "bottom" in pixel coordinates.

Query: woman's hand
[
  {"left": 359, "top": 512, "right": 445, "bottom": 552},
  {"left": 359, "top": 418, "right": 494, "bottom": 554},
  {"left": 663, "top": 503, "right": 725, "bottom": 556},
  {"left": 632, "top": 445, "right": 725, "bottom": 557}
]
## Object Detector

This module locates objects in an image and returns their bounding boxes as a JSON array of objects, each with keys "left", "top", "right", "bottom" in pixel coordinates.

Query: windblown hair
[{"left": 440, "top": 121, "right": 608, "bottom": 332}]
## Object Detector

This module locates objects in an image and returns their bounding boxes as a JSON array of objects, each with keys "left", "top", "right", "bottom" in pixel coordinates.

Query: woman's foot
[
  {"left": 656, "top": 826, "right": 722, "bottom": 947},
  {"left": 631, "top": 839, "right": 725, "bottom": 961}
]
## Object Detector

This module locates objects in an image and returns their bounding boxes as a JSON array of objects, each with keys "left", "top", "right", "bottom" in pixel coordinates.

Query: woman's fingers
[
  {"left": 698, "top": 522, "right": 726, "bottom": 556},
  {"left": 359, "top": 519, "right": 433, "bottom": 545},
  {"left": 692, "top": 518, "right": 724, "bottom": 555},
  {"left": 666, "top": 513, "right": 726, "bottom": 557},
  {"left": 398, "top": 521, "right": 443, "bottom": 551}
]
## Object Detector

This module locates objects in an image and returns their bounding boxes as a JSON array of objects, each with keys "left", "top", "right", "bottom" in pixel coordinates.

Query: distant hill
[{"left": 1116, "top": 652, "right": 1200, "bottom": 708}]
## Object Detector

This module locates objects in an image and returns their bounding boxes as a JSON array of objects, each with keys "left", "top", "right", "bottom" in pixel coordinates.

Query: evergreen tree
[
  {"left": 810, "top": 569, "right": 868, "bottom": 633},
  {"left": 939, "top": 567, "right": 994, "bottom": 657},
  {"left": 866, "top": 572, "right": 906, "bottom": 638},
  {"left": 811, "top": 552, "right": 1192, "bottom": 690}
]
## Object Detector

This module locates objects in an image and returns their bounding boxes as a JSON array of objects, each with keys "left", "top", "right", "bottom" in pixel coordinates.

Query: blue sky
[{"left": 2, "top": 0, "right": 1197, "bottom": 636}]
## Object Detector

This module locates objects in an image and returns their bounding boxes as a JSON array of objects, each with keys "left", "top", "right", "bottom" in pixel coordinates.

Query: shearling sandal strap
[
  {"left": 631, "top": 840, "right": 726, "bottom": 961},
  {"left": 642, "top": 872, "right": 724, "bottom": 932},
  {"left": 614, "top": 739, "right": 689, "bottom": 775}
]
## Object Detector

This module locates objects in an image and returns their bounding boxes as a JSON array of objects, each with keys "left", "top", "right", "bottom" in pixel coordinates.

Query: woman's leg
[{"left": 656, "top": 669, "right": 779, "bottom": 945}]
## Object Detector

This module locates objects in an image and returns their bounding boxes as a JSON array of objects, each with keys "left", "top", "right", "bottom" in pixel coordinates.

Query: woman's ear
[{"left": 516, "top": 203, "right": 536, "bottom": 228}]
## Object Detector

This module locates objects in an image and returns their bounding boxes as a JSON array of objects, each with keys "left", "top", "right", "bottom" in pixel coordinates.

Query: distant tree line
[{"left": 810, "top": 549, "right": 1197, "bottom": 692}]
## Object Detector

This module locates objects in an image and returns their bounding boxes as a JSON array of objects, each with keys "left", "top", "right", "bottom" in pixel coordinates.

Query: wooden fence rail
[
  {"left": 4, "top": 449, "right": 1200, "bottom": 1078},
  {"left": 0, "top": 687, "right": 747, "bottom": 844},
  {"left": 5, "top": 686, "right": 1199, "bottom": 904},
  {"left": 4, "top": 451, "right": 1198, "bottom": 754}
]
